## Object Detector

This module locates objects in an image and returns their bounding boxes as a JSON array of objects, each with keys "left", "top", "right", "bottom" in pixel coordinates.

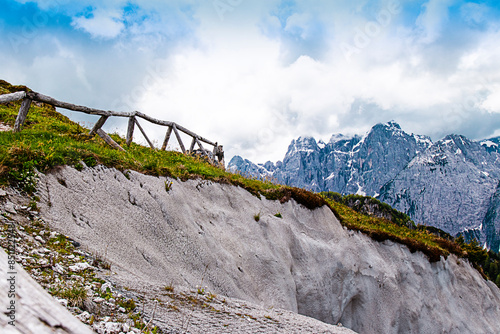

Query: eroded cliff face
[{"left": 36, "top": 166, "right": 500, "bottom": 334}]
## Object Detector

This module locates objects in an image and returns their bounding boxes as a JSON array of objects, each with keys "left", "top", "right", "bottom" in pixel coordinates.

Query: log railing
[{"left": 0, "top": 90, "right": 224, "bottom": 165}]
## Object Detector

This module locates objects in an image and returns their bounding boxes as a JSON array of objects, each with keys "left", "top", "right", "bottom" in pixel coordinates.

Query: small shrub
[
  {"left": 164, "top": 180, "right": 173, "bottom": 192},
  {"left": 28, "top": 198, "right": 39, "bottom": 211},
  {"left": 118, "top": 298, "right": 136, "bottom": 312},
  {"left": 57, "top": 286, "right": 87, "bottom": 308},
  {"left": 164, "top": 284, "right": 174, "bottom": 292},
  {"left": 254, "top": 212, "right": 261, "bottom": 222},
  {"left": 274, "top": 212, "right": 282, "bottom": 218},
  {"left": 197, "top": 285, "right": 206, "bottom": 295}
]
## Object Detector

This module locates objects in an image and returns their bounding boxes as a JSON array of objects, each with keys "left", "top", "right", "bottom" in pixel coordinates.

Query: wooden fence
[{"left": 0, "top": 90, "right": 224, "bottom": 165}]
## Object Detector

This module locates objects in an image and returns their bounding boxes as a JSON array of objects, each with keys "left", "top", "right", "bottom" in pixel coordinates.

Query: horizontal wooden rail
[
  {"left": 0, "top": 91, "right": 26, "bottom": 104},
  {"left": 0, "top": 90, "right": 224, "bottom": 165}
]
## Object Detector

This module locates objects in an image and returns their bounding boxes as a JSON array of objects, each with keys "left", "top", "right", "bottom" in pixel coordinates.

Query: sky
[{"left": 1, "top": 0, "right": 500, "bottom": 163}]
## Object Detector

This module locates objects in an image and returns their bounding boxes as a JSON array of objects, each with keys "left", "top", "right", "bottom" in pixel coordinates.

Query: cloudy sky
[{"left": 1, "top": 0, "right": 500, "bottom": 163}]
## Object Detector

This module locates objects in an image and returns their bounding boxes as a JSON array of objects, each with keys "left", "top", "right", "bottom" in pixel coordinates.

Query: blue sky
[{"left": 1, "top": 0, "right": 500, "bottom": 162}]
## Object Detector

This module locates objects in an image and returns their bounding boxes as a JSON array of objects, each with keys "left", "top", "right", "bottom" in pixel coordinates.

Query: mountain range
[{"left": 229, "top": 121, "right": 500, "bottom": 252}]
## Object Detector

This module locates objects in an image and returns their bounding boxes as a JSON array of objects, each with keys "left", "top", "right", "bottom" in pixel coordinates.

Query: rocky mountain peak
[
  {"left": 229, "top": 121, "right": 500, "bottom": 251},
  {"left": 329, "top": 133, "right": 357, "bottom": 144},
  {"left": 481, "top": 137, "right": 500, "bottom": 153},
  {"left": 289, "top": 136, "right": 319, "bottom": 151}
]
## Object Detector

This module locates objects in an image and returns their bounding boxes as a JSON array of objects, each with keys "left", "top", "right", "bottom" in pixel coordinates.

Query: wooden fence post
[
  {"left": 96, "top": 129, "right": 125, "bottom": 152},
  {"left": 215, "top": 145, "right": 224, "bottom": 165},
  {"left": 172, "top": 124, "right": 186, "bottom": 154},
  {"left": 14, "top": 97, "right": 32, "bottom": 132},
  {"left": 89, "top": 116, "right": 109, "bottom": 137},
  {"left": 189, "top": 137, "right": 196, "bottom": 152},
  {"left": 134, "top": 118, "right": 155, "bottom": 149},
  {"left": 1, "top": 90, "right": 223, "bottom": 161},
  {"left": 195, "top": 138, "right": 209, "bottom": 157},
  {"left": 126, "top": 116, "right": 135, "bottom": 146},
  {"left": 161, "top": 126, "right": 173, "bottom": 151}
]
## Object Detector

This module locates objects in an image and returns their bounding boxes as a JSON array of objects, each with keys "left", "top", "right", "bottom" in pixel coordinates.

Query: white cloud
[
  {"left": 72, "top": 8, "right": 125, "bottom": 39},
  {"left": 460, "top": 2, "right": 489, "bottom": 26},
  {"left": 4, "top": 0, "right": 500, "bottom": 162},
  {"left": 415, "top": 0, "right": 454, "bottom": 44},
  {"left": 482, "top": 88, "right": 500, "bottom": 113}
]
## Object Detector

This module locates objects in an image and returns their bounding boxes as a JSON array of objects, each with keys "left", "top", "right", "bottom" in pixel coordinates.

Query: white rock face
[{"left": 37, "top": 166, "right": 500, "bottom": 334}]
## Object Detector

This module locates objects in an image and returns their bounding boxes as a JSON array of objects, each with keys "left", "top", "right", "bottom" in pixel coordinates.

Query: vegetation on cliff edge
[{"left": 0, "top": 79, "right": 499, "bottom": 288}]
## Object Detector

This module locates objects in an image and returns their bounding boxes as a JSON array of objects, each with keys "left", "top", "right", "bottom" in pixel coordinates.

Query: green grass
[
  {"left": 53, "top": 286, "right": 87, "bottom": 308},
  {"left": 1, "top": 79, "right": 499, "bottom": 287},
  {"left": 322, "top": 195, "right": 462, "bottom": 262}
]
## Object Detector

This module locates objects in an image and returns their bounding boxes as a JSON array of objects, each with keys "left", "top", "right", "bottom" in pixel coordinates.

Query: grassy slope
[{"left": 1, "top": 80, "right": 499, "bottom": 287}]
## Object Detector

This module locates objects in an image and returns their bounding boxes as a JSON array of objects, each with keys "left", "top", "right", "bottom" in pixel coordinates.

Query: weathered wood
[
  {"left": 213, "top": 142, "right": 218, "bottom": 156},
  {"left": 161, "top": 126, "right": 173, "bottom": 151},
  {"left": 189, "top": 137, "right": 197, "bottom": 152},
  {"left": 0, "top": 90, "right": 224, "bottom": 162},
  {"left": 136, "top": 113, "right": 216, "bottom": 146},
  {"left": 29, "top": 91, "right": 132, "bottom": 118},
  {"left": 135, "top": 111, "right": 173, "bottom": 127},
  {"left": 14, "top": 97, "right": 32, "bottom": 132},
  {"left": 172, "top": 124, "right": 186, "bottom": 154},
  {"left": 126, "top": 116, "right": 135, "bottom": 146},
  {"left": 96, "top": 129, "right": 125, "bottom": 152},
  {"left": 89, "top": 115, "right": 109, "bottom": 136},
  {"left": 136, "top": 110, "right": 217, "bottom": 147},
  {"left": 215, "top": 145, "right": 225, "bottom": 165},
  {"left": 174, "top": 122, "right": 217, "bottom": 147},
  {"left": 195, "top": 138, "right": 209, "bottom": 157},
  {"left": 0, "top": 91, "right": 26, "bottom": 104},
  {"left": 134, "top": 118, "right": 155, "bottom": 149}
]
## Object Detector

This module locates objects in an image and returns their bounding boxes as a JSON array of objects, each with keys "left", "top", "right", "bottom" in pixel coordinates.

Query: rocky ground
[{"left": 0, "top": 186, "right": 356, "bottom": 334}]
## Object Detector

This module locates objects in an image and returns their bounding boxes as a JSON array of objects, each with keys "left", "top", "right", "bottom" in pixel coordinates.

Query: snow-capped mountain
[
  {"left": 378, "top": 134, "right": 500, "bottom": 251},
  {"left": 228, "top": 122, "right": 500, "bottom": 251}
]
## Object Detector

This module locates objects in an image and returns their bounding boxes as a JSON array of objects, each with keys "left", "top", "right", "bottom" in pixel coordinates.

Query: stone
[
  {"left": 101, "top": 282, "right": 113, "bottom": 293},
  {"left": 76, "top": 311, "right": 91, "bottom": 322},
  {"left": 105, "top": 322, "right": 123, "bottom": 334},
  {"left": 0, "top": 189, "right": 6, "bottom": 196},
  {"left": 0, "top": 249, "right": 94, "bottom": 333},
  {"left": 57, "top": 298, "right": 69, "bottom": 307},
  {"left": 53, "top": 263, "right": 66, "bottom": 274},
  {"left": 69, "top": 262, "right": 91, "bottom": 272},
  {"left": 4, "top": 201, "right": 16, "bottom": 214}
]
